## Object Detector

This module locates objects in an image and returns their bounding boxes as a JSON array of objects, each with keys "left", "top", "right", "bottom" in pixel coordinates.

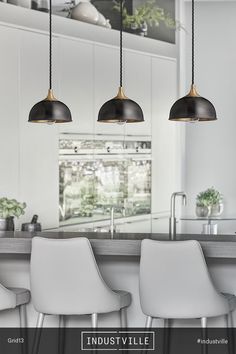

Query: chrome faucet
[
  {"left": 109, "top": 207, "right": 116, "bottom": 239},
  {"left": 169, "top": 192, "right": 187, "bottom": 240}
]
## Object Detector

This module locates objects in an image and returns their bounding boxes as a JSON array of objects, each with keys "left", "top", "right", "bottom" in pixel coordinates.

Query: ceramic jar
[
  {"left": 210, "top": 202, "right": 224, "bottom": 217},
  {"left": 71, "top": 1, "right": 99, "bottom": 25},
  {"left": 97, "top": 12, "right": 107, "bottom": 27}
]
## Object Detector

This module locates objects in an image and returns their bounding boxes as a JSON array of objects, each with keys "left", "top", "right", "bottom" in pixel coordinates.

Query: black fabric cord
[
  {"left": 192, "top": 0, "right": 195, "bottom": 85},
  {"left": 49, "top": 0, "right": 52, "bottom": 89},
  {"left": 120, "top": 0, "right": 123, "bottom": 87}
]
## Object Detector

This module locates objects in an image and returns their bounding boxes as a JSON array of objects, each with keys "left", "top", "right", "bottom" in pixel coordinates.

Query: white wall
[{"left": 183, "top": 1, "right": 236, "bottom": 234}]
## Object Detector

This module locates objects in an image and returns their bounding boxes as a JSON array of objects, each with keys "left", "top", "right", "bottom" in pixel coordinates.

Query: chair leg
[
  {"left": 91, "top": 313, "right": 98, "bottom": 328},
  {"left": 201, "top": 317, "right": 207, "bottom": 354},
  {"left": 19, "top": 305, "right": 28, "bottom": 354},
  {"left": 58, "top": 315, "right": 66, "bottom": 354},
  {"left": 201, "top": 317, "right": 207, "bottom": 328},
  {"left": 145, "top": 316, "right": 153, "bottom": 328},
  {"left": 228, "top": 312, "right": 234, "bottom": 327},
  {"left": 226, "top": 312, "right": 235, "bottom": 354},
  {"left": 59, "top": 315, "right": 65, "bottom": 328},
  {"left": 32, "top": 313, "right": 45, "bottom": 354},
  {"left": 120, "top": 308, "right": 127, "bottom": 328},
  {"left": 163, "top": 319, "right": 171, "bottom": 354},
  {"left": 19, "top": 304, "right": 27, "bottom": 327},
  {"left": 36, "top": 313, "right": 45, "bottom": 328},
  {"left": 164, "top": 319, "right": 169, "bottom": 328}
]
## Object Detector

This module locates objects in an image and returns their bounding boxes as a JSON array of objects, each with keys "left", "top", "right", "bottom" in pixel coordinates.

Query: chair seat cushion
[
  {"left": 8, "top": 288, "right": 31, "bottom": 306},
  {"left": 222, "top": 293, "right": 236, "bottom": 312},
  {"left": 113, "top": 290, "right": 131, "bottom": 309}
]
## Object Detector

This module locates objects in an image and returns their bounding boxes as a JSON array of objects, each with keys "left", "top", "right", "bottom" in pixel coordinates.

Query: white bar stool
[
  {"left": 30, "top": 237, "right": 131, "bottom": 329},
  {"left": 0, "top": 284, "right": 30, "bottom": 327},
  {"left": 139, "top": 239, "right": 236, "bottom": 328}
]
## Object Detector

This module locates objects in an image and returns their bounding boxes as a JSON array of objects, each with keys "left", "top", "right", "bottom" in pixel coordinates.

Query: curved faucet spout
[{"left": 169, "top": 192, "right": 187, "bottom": 241}]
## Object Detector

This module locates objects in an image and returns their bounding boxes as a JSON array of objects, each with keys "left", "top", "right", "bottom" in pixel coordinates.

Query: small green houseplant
[
  {"left": 196, "top": 187, "right": 223, "bottom": 217},
  {"left": 0, "top": 198, "right": 27, "bottom": 231},
  {"left": 113, "top": 0, "right": 179, "bottom": 36}
]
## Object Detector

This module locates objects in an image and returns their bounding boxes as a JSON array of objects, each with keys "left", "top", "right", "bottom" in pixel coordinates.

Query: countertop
[{"left": 0, "top": 231, "right": 236, "bottom": 258}]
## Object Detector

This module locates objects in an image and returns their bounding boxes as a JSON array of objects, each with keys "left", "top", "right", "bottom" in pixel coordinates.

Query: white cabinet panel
[
  {"left": 124, "top": 50, "right": 151, "bottom": 136},
  {"left": 0, "top": 27, "right": 20, "bottom": 199},
  {"left": 151, "top": 57, "right": 178, "bottom": 213},
  {"left": 117, "top": 218, "right": 151, "bottom": 233},
  {"left": 94, "top": 44, "right": 125, "bottom": 135},
  {"left": 19, "top": 31, "right": 59, "bottom": 229},
  {"left": 58, "top": 38, "right": 94, "bottom": 134},
  {"left": 151, "top": 217, "right": 169, "bottom": 234}
]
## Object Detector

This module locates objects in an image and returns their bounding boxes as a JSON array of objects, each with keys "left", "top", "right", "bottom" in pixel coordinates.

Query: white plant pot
[
  {"left": 71, "top": 2, "right": 99, "bottom": 25},
  {"left": 210, "top": 203, "right": 224, "bottom": 217}
]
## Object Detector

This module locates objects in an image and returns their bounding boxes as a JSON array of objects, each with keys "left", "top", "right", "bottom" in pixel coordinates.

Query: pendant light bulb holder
[
  {"left": 116, "top": 86, "right": 128, "bottom": 99},
  {"left": 187, "top": 84, "right": 199, "bottom": 97},
  {"left": 46, "top": 88, "right": 56, "bottom": 100}
]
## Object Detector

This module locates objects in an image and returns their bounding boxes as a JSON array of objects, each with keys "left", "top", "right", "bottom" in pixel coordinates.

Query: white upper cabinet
[
  {"left": 58, "top": 38, "right": 94, "bottom": 134},
  {"left": 19, "top": 31, "right": 59, "bottom": 229},
  {"left": 0, "top": 27, "right": 20, "bottom": 199},
  {"left": 151, "top": 57, "right": 178, "bottom": 214},
  {"left": 94, "top": 44, "right": 125, "bottom": 136},
  {"left": 124, "top": 50, "right": 151, "bottom": 136}
]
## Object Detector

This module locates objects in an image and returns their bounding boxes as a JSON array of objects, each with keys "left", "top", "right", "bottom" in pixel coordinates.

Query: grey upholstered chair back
[
  {"left": 139, "top": 239, "right": 229, "bottom": 319},
  {"left": 30, "top": 237, "right": 122, "bottom": 315}
]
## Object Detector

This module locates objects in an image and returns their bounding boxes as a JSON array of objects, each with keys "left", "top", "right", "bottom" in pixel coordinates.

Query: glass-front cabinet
[{"left": 59, "top": 135, "right": 151, "bottom": 227}]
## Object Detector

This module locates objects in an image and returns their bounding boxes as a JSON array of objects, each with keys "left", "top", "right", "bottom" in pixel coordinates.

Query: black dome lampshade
[
  {"left": 98, "top": 87, "right": 144, "bottom": 123},
  {"left": 169, "top": 85, "right": 217, "bottom": 122},
  {"left": 28, "top": 0, "right": 72, "bottom": 124},
  {"left": 169, "top": 0, "right": 217, "bottom": 122},
  {"left": 97, "top": 0, "right": 144, "bottom": 124},
  {"left": 29, "top": 89, "right": 72, "bottom": 123}
]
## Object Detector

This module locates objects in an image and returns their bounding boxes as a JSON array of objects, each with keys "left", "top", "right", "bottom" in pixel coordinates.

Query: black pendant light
[
  {"left": 29, "top": 0, "right": 72, "bottom": 123},
  {"left": 97, "top": 0, "right": 144, "bottom": 124},
  {"left": 169, "top": 0, "right": 217, "bottom": 122}
]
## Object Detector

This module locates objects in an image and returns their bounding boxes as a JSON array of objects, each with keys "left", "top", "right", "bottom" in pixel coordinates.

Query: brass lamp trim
[
  {"left": 186, "top": 84, "right": 199, "bottom": 97},
  {"left": 115, "top": 87, "right": 128, "bottom": 100},
  {"left": 46, "top": 89, "right": 56, "bottom": 101}
]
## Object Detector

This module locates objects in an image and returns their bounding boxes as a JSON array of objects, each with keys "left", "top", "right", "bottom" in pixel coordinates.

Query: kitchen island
[
  {"left": 0, "top": 231, "right": 236, "bottom": 258},
  {"left": 0, "top": 231, "right": 236, "bottom": 328}
]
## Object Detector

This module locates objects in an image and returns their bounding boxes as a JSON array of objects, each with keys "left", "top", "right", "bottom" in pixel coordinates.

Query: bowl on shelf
[{"left": 71, "top": 1, "right": 99, "bottom": 24}]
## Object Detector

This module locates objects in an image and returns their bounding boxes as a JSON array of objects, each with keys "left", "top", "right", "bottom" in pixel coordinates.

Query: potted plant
[
  {"left": 0, "top": 198, "right": 27, "bottom": 231},
  {"left": 113, "top": 0, "right": 179, "bottom": 37},
  {"left": 196, "top": 187, "right": 223, "bottom": 217}
]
